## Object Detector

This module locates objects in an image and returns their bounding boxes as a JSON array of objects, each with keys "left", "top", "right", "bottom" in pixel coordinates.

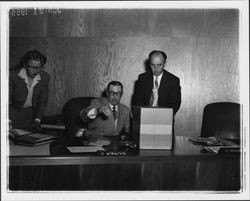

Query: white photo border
[{"left": 1, "top": 1, "right": 249, "bottom": 200}]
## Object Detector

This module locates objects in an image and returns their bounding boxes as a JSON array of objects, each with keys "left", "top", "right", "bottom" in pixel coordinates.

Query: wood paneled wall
[{"left": 9, "top": 9, "right": 239, "bottom": 137}]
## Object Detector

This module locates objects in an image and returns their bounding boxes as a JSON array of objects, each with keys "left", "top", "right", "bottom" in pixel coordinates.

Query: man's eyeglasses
[{"left": 108, "top": 91, "right": 123, "bottom": 96}]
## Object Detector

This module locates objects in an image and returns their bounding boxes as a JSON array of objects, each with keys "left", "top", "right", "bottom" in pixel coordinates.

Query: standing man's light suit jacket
[{"left": 80, "top": 97, "right": 130, "bottom": 136}]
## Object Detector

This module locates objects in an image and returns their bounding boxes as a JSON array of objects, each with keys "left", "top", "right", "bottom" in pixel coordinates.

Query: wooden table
[{"left": 8, "top": 136, "right": 241, "bottom": 191}]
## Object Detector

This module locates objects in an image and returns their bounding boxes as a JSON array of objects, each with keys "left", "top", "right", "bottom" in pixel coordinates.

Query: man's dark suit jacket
[
  {"left": 132, "top": 70, "right": 181, "bottom": 115},
  {"left": 9, "top": 68, "right": 50, "bottom": 121}
]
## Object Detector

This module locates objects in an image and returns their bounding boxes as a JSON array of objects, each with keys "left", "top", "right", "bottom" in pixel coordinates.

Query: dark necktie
[{"left": 112, "top": 106, "right": 117, "bottom": 120}]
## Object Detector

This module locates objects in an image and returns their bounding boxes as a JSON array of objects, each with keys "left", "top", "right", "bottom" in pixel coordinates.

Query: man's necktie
[
  {"left": 149, "top": 76, "right": 159, "bottom": 106},
  {"left": 112, "top": 106, "right": 117, "bottom": 120},
  {"left": 155, "top": 76, "right": 158, "bottom": 89}
]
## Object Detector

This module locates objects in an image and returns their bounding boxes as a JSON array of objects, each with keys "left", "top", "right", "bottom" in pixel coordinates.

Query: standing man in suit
[
  {"left": 9, "top": 50, "right": 50, "bottom": 129},
  {"left": 80, "top": 81, "right": 130, "bottom": 138},
  {"left": 132, "top": 50, "right": 181, "bottom": 115}
]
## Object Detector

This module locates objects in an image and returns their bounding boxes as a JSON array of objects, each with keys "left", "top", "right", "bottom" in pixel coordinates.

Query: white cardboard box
[{"left": 132, "top": 106, "right": 173, "bottom": 150}]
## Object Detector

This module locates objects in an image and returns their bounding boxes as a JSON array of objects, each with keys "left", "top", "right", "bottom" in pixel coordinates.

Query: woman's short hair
[{"left": 20, "top": 50, "right": 47, "bottom": 67}]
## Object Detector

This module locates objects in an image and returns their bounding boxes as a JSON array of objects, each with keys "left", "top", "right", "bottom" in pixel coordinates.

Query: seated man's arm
[
  {"left": 79, "top": 99, "right": 100, "bottom": 122},
  {"left": 80, "top": 98, "right": 112, "bottom": 122}
]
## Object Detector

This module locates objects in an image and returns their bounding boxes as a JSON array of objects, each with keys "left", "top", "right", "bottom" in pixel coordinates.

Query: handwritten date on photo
[{"left": 11, "top": 9, "right": 62, "bottom": 16}]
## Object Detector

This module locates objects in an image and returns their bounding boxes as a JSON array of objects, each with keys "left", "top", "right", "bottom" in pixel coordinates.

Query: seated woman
[{"left": 9, "top": 50, "right": 50, "bottom": 130}]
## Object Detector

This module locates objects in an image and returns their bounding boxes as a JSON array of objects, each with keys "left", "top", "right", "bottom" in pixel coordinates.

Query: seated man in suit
[
  {"left": 9, "top": 50, "right": 50, "bottom": 130},
  {"left": 132, "top": 50, "right": 181, "bottom": 116},
  {"left": 80, "top": 81, "right": 130, "bottom": 139}
]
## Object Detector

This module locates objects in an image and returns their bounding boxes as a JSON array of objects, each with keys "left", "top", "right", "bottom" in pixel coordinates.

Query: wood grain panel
[
  {"left": 195, "top": 158, "right": 240, "bottom": 190},
  {"left": 8, "top": 36, "right": 239, "bottom": 137},
  {"left": 9, "top": 9, "right": 47, "bottom": 37},
  {"left": 45, "top": 9, "right": 238, "bottom": 37},
  {"left": 46, "top": 38, "right": 65, "bottom": 115},
  {"left": 9, "top": 158, "right": 240, "bottom": 190},
  {"left": 8, "top": 8, "right": 239, "bottom": 38},
  {"left": 8, "top": 9, "right": 239, "bottom": 137},
  {"left": 47, "top": 9, "right": 117, "bottom": 37},
  {"left": 175, "top": 36, "right": 239, "bottom": 137},
  {"left": 201, "top": 9, "right": 239, "bottom": 38},
  {"left": 9, "top": 166, "right": 45, "bottom": 190},
  {"left": 78, "top": 164, "right": 142, "bottom": 190},
  {"left": 120, "top": 9, "right": 238, "bottom": 38},
  {"left": 43, "top": 37, "right": 117, "bottom": 115},
  {"left": 141, "top": 162, "right": 197, "bottom": 190},
  {"left": 47, "top": 9, "right": 100, "bottom": 37}
]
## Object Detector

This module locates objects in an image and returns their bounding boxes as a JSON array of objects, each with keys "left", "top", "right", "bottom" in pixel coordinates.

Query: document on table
[
  {"left": 88, "top": 138, "right": 110, "bottom": 146},
  {"left": 12, "top": 129, "right": 32, "bottom": 135},
  {"left": 67, "top": 146, "right": 105, "bottom": 153},
  {"left": 203, "top": 145, "right": 240, "bottom": 154},
  {"left": 9, "top": 128, "right": 32, "bottom": 139}
]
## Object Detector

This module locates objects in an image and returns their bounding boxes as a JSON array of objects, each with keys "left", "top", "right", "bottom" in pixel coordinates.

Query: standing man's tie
[
  {"left": 155, "top": 76, "right": 158, "bottom": 89},
  {"left": 149, "top": 76, "right": 159, "bottom": 107}
]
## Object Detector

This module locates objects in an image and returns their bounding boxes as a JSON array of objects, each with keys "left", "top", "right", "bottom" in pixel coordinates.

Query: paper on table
[
  {"left": 203, "top": 145, "right": 240, "bottom": 154},
  {"left": 9, "top": 128, "right": 33, "bottom": 140},
  {"left": 9, "top": 128, "right": 32, "bottom": 136},
  {"left": 88, "top": 139, "right": 110, "bottom": 146},
  {"left": 67, "top": 146, "right": 105, "bottom": 153}
]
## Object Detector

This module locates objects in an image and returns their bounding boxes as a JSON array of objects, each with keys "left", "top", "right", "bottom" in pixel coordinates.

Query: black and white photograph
[{"left": 1, "top": 1, "right": 249, "bottom": 200}]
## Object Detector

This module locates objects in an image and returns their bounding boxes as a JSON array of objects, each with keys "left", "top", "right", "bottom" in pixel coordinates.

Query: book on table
[{"left": 9, "top": 128, "right": 58, "bottom": 146}]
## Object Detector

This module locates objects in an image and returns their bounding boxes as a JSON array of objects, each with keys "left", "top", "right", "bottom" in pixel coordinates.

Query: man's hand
[
  {"left": 98, "top": 106, "right": 111, "bottom": 117},
  {"left": 87, "top": 106, "right": 112, "bottom": 119},
  {"left": 31, "top": 118, "right": 42, "bottom": 131}
]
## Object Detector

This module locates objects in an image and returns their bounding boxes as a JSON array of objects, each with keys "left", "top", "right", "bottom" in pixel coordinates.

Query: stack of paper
[
  {"left": 189, "top": 136, "right": 240, "bottom": 154},
  {"left": 203, "top": 145, "right": 240, "bottom": 154}
]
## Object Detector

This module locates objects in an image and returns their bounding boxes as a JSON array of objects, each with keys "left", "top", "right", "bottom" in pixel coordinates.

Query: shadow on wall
[
  {"left": 130, "top": 59, "right": 151, "bottom": 107},
  {"left": 101, "top": 90, "right": 108, "bottom": 97},
  {"left": 144, "top": 59, "right": 151, "bottom": 73}
]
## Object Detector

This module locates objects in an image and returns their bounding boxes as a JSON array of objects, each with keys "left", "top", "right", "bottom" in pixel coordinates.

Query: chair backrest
[
  {"left": 200, "top": 102, "right": 241, "bottom": 140},
  {"left": 62, "top": 97, "right": 95, "bottom": 137}
]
